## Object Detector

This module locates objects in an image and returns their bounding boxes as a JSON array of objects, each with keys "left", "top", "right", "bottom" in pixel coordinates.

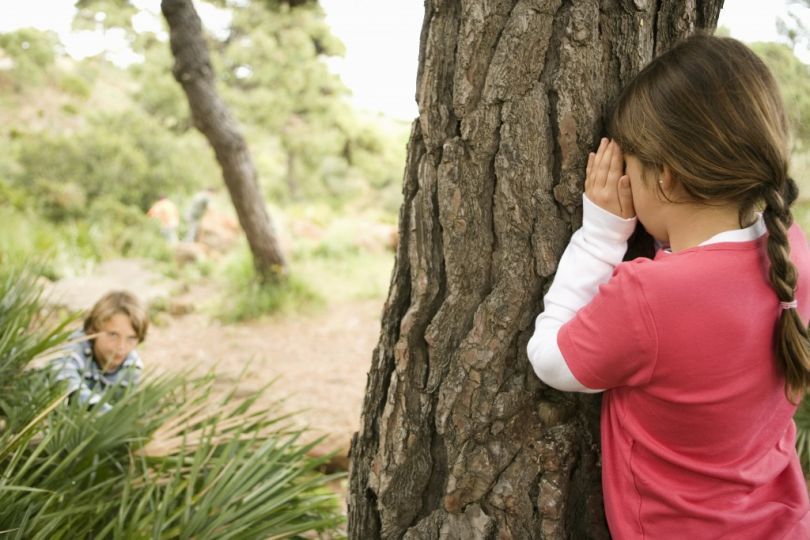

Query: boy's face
[{"left": 92, "top": 313, "right": 139, "bottom": 373}]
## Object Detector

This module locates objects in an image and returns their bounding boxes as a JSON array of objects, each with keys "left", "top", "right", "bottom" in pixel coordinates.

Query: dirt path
[{"left": 141, "top": 292, "right": 382, "bottom": 464}]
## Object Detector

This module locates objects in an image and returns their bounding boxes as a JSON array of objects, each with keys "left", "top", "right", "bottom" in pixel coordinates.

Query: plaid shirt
[{"left": 49, "top": 330, "right": 143, "bottom": 413}]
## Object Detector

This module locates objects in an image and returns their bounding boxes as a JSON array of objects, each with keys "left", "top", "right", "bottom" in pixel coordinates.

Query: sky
[{"left": 0, "top": 1, "right": 808, "bottom": 120}]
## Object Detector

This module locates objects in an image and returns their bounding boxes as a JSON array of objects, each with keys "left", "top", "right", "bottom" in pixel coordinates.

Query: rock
[
  {"left": 174, "top": 241, "right": 208, "bottom": 266},
  {"left": 168, "top": 299, "right": 195, "bottom": 317},
  {"left": 197, "top": 209, "right": 240, "bottom": 254}
]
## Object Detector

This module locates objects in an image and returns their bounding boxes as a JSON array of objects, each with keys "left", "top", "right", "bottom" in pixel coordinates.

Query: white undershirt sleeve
[{"left": 527, "top": 195, "right": 638, "bottom": 392}]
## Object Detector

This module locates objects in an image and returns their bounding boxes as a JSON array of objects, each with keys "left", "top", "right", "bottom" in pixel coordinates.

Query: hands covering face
[{"left": 585, "top": 138, "right": 635, "bottom": 219}]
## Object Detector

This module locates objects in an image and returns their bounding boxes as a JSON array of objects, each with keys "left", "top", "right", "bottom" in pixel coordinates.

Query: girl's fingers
[
  {"left": 585, "top": 138, "right": 634, "bottom": 218},
  {"left": 591, "top": 138, "right": 608, "bottom": 177},
  {"left": 618, "top": 176, "right": 635, "bottom": 218},
  {"left": 608, "top": 141, "right": 624, "bottom": 183},
  {"left": 598, "top": 137, "right": 608, "bottom": 153},
  {"left": 596, "top": 143, "right": 612, "bottom": 188}
]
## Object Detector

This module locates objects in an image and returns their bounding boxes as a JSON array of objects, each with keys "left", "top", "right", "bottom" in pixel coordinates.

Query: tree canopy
[{"left": 0, "top": 0, "right": 409, "bottom": 276}]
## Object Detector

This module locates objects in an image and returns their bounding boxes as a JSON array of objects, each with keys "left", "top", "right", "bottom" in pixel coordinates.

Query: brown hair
[
  {"left": 83, "top": 290, "right": 149, "bottom": 343},
  {"left": 608, "top": 33, "right": 809, "bottom": 401}
]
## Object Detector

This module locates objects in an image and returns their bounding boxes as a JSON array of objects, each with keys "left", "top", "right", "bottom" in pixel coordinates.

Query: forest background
[
  {"left": 2, "top": 0, "right": 810, "bottom": 307},
  {"left": 1, "top": 0, "right": 810, "bottom": 301},
  {"left": 1, "top": 0, "right": 810, "bottom": 537}
]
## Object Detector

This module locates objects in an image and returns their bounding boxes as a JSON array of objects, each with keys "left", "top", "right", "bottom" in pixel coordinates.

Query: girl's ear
[{"left": 658, "top": 164, "right": 675, "bottom": 196}]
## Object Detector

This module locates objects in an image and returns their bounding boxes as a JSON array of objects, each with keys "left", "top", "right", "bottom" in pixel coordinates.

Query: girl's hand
[{"left": 585, "top": 138, "right": 635, "bottom": 219}]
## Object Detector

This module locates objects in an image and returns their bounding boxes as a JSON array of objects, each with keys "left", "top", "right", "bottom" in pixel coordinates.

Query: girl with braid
[{"left": 527, "top": 34, "right": 810, "bottom": 538}]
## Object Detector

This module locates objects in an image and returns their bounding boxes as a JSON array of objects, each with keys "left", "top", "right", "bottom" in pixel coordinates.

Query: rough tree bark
[
  {"left": 161, "top": 0, "right": 286, "bottom": 279},
  {"left": 349, "top": 1, "right": 724, "bottom": 538}
]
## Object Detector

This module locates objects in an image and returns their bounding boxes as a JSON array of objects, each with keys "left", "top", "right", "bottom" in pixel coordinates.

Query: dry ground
[{"left": 142, "top": 291, "right": 382, "bottom": 466}]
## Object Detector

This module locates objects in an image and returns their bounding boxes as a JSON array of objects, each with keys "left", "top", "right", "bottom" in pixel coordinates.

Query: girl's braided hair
[{"left": 608, "top": 33, "right": 810, "bottom": 401}]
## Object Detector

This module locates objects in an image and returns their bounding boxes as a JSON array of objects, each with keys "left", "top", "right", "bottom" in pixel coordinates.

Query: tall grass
[
  {"left": 212, "top": 207, "right": 395, "bottom": 322},
  {"left": 214, "top": 245, "right": 325, "bottom": 323}
]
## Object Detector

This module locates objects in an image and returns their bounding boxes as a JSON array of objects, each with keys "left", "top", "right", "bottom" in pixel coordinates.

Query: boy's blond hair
[{"left": 83, "top": 290, "right": 149, "bottom": 342}]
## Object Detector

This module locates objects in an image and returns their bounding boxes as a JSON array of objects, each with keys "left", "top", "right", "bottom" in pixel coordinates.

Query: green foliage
[
  {"left": 0, "top": 268, "right": 75, "bottom": 410},
  {"left": 0, "top": 176, "right": 27, "bottom": 209},
  {"left": 0, "top": 266, "right": 344, "bottom": 538},
  {"left": 207, "top": 215, "right": 392, "bottom": 323},
  {"left": 0, "top": 28, "right": 57, "bottom": 67},
  {"left": 343, "top": 113, "right": 410, "bottom": 212},
  {"left": 0, "top": 0, "right": 407, "bottom": 287},
  {"left": 286, "top": 206, "right": 396, "bottom": 302},
  {"left": 751, "top": 41, "right": 810, "bottom": 145},
  {"left": 73, "top": 0, "right": 139, "bottom": 33},
  {"left": 129, "top": 46, "right": 192, "bottom": 132},
  {"left": 0, "top": 28, "right": 60, "bottom": 88},
  {"left": 86, "top": 196, "right": 174, "bottom": 262},
  {"left": 0, "top": 201, "right": 171, "bottom": 280},
  {"left": 215, "top": 245, "right": 324, "bottom": 322},
  {"left": 793, "top": 150, "right": 810, "bottom": 224},
  {"left": 11, "top": 110, "right": 219, "bottom": 213},
  {"left": 0, "top": 206, "right": 96, "bottom": 279},
  {"left": 295, "top": 247, "right": 394, "bottom": 303},
  {"left": 211, "top": 1, "right": 408, "bottom": 206},
  {"left": 56, "top": 72, "right": 93, "bottom": 100},
  {"left": 217, "top": 1, "right": 351, "bottom": 202},
  {"left": 210, "top": 203, "right": 396, "bottom": 322}
]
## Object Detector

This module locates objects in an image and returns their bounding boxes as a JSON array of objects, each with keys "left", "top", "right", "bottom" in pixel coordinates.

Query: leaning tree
[
  {"left": 349, "top": 1, "right": 724, "bottom": 538},
  {"left": 161, "top": 0, "right": 286, "bottom": 280}
]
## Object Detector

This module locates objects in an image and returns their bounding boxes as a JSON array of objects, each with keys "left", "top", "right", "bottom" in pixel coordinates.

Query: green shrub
[
  {"left": 33, "top": 178, "right": 87, "bottom": 221},
  {"left": 0, "top": 28, "right": 59, "bottom": 89},
  {"left": 86, "top": 196, "right": 173, "bottom": 262},
  {"left": 57, "top": 72, "right": 92, "bottom": 100},
  {"left": 11, "top": 110, "right": 218, "bottom": 212},
  {"left": 752, "top": 42, "right": 810, "bottom": 144},
  {"left": 215, "top": 245, "right": 324, "bottom": 323},
  {"left": 0, "top": 206, "right": 95, "bottom": 279},
  {"left": 129, "top": 47, "right": 191, "bottom": 132},
  {"left": 0, "top": 177, "right": 27, "bottom": 209},
  {"left": 0, "top": 265, "right": 345, "bottom": 538},
  {"left": 60, "top": 102, "right": 79, "bottom": 115}
]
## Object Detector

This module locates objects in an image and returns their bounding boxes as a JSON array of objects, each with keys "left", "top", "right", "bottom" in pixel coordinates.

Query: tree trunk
[
  {"left": 161, "top": 0, "right": 286, "bottom": 280},
  {"left": 348, "top": 1, "right": 723, "bottom": 538}
]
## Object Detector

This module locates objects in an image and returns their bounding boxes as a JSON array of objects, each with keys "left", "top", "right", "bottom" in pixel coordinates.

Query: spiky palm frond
[
  {"left": 0, "top": 267, "right": 77, "bottom": 433},
  {"left": 0, "top": 266, "right": 344, "bottom": 538}
]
